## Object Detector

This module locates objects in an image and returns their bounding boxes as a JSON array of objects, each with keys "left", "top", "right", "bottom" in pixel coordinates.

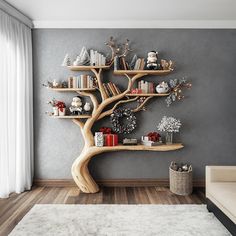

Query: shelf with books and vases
[{"left": 45, "top": 36, "right": 192, "bottom": 194}]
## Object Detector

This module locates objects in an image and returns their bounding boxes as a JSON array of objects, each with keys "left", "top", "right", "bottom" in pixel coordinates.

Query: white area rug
[{"left": 10, "top": 204, "right": 231, "bottom": 236}]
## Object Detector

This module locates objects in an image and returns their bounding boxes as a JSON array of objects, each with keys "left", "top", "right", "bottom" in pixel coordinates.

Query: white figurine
[
  {"left": 147, "top": 51, "right": 158, "bottom": 70},
  {"left": 61, "top": 54, "right": 71, "bottom": 66},
  {"left": 83, "top": 102, "right": 91, "bottom": 113},
  {"left": 69, "top": 96, "right": 83, "bottom": 115},
  {"left": 52, "top": 79, "right": 59, "bottom": 88},
  {"left": 156, "top": 81, "right": 169, "bottom": 94}
]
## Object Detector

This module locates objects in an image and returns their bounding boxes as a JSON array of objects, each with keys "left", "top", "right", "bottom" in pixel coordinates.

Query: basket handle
[{"left": 188, "top": 165, "right": 192, "bottom": 172}]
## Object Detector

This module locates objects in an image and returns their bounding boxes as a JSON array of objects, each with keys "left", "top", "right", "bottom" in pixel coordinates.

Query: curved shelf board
[
  {"left": 126, "top": 93, "right": 170, "bottom": 97},
  {"left": 48, "top": 88, "right": 97, "bottom": 92},
  {"left": 113, "top": 69, "right": 172, "bottom": 75},
  {"left": 68, "top": 65, "right": 110, "bottom": 71},
  {"left": 93, "top": 143, "right": 184, "bottom": 153},
  {"left": 50, "top": 115, "right": 91, "bottom": 119}
]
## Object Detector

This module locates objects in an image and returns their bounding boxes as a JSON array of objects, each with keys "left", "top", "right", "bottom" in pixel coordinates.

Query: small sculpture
[
  {"left": 156, "top": 81, "right": 169, "bottom": 94},
  {"left": 147, "top": 51, "right": 158, "bottom": 70},
  {"left": 69, "top": 96, "right": 83, "bottom": 115},
  {"left": 83, "top": 102, "right": 92, "bottom": 114},
  {"left": 73, "top": 47, "right": 90, "bottom": 66},
  {"left": 161, "top": 59, "right": 174, "bottom": 71},
  {"left": 61, "top": 54, "right": 71, "bottom": 66}
]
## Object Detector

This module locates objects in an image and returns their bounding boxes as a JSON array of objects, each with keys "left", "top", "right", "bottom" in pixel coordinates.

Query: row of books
[
  {"left": 68, "top": 75, "right": 95, "bottom": 89},
  {"left": 102, "top": 82, "right": 122, "bottom": 97},
  {"left": 90, "top": 50, "right": 106, "bottom": 66},
  {"left": 114, "top": 56, "right": 145, "bottom": 70},
  {"left": 137, "top": 80, "right": 155, "bottom": 93}
]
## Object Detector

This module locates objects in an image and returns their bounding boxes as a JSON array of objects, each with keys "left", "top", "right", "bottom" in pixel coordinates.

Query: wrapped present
[
  {"left": 106, "top": 134, "right": 118, "bottom": 146},
  {"left": 99, "top": 127, "right": 112, "bottom": 134},
  {"left": 147, "top": 132, "right": 161, "bottom": 142}
]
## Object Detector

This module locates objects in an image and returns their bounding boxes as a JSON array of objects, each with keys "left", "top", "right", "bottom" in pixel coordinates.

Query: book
[
  {"left": 102, "top": 83, "right": 110, "bottom": 97},
  {"left": 112, "top": 83, "right": 121, "bottom": 95},
  {"left": 114, "top": 56, "right": 121, "bottom": 70},
  {"left": 134, "top": 58, "right": 141, "bottom": 70},
  {"left": 108, "top": 82, "right": 117, "bottom": 95},
  {"left": 121, "top": 57, "right": 127, "bottom": 70}
]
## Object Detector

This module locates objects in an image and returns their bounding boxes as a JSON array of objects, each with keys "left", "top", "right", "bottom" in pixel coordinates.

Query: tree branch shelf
[
  {"left": 47, "top": 56, "right": 186, "bottom": 193},
  {"left": 49, "top": 88, "right": 96, "bottom": 92},
  {"left": 51, "top": 115, "right": 91, "bottom": 119},
  {"left": 126, "top": 93, "right": 170, "bottom": 97}
]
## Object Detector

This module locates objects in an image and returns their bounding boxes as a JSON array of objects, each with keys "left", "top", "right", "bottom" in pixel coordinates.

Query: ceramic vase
[
  {"left": 53, "top": 107, "right": 59, "bottom": 116},
  {"left": 59, "top": 108, "right": 66, "bottom": 116}
]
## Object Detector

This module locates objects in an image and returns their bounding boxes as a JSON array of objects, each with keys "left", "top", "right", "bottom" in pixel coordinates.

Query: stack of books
[
  {"left": 133, "top": 58, "right": 145, "bottom": 70},
  {"left": 137, "top": 80, "right": 155, "bottom": 93},
  {"left": 68, "top": 75, "right": 95, "bottom": 89},
  {"left": 114, "top": 56, "right": 146, "bottom": 70},
  {"left": 90, "top": 50, "right": 106, "bottom": 66},
  {"left": 102, "top": 82, "right": 122, "bottom": 97}
]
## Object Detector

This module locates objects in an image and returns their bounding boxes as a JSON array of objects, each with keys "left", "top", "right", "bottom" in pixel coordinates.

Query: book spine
[
  {"left": 108, "top": 82, "right": 117, "bottom": 95},
  {"left": 112, "top": 83, "right": 120, "bottom": 95},
  {"left": 106, "top": 83, "right": 114, "bottom": 96},
  {"left": 102, "top": 83, "right": 109, "bottom": 97}
]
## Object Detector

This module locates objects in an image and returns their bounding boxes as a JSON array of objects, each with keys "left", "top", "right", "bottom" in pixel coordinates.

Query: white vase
[
  {"left": 53, "top": 107, "right": 59, "bottom": 116},
  {"left": 59, "top": 108, "right": 66, "bottom": 116}
]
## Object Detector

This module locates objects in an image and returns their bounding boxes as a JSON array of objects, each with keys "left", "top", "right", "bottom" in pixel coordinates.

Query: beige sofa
[{"left": 206, "top": 166, "right": 236, "bottom": 235}]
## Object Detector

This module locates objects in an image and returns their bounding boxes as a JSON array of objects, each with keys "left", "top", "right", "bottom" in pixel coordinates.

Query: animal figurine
[
  {"left": 161, "top": 59, "right": 174, "bottom": 71},
  {"left": 69, "top": 96, "right": 83, "bottom": 115},
  {"left": 147, "top": 51, "right": 158, "bottom": 70}
]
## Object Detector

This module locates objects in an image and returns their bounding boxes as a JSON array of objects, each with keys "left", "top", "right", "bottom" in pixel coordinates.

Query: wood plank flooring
[{"left": 0, "top": 186, "right": 205, "bottom": 236}]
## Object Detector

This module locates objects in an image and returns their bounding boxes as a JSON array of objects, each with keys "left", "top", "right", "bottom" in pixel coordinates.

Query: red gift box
[
  {"left": 106, "top": 134, "right": 118, "bottom": 146},
  {"left": 99, "top": 127, "right": 112, "bottom": 134},
  {"left": 147, "top": 132, "right": 161, "bottom": 142}
]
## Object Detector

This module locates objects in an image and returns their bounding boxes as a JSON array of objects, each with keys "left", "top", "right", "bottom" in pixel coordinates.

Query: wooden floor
[{"left": 0, "top": 186, "right": 205, "bottom": 236}]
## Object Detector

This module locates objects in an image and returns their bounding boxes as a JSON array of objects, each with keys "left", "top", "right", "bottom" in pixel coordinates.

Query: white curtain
[{"left": 0, "top": 9, "right": 33, "bottom": 198}]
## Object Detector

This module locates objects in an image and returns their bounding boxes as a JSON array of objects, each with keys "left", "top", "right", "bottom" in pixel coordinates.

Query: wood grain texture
[
  {"left": 0, "top": 186, "right": 205, "bottom": 236},
  {"left": 34, "top": 178, "right": 205, "bottom": 187},
  {"left": 48, "top": 66, "right": 180, "bottom": 193}
]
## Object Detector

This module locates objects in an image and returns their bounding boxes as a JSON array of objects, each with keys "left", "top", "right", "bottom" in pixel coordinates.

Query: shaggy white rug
[{"left": 10, "top": 204, "right": 231, "bottom": 236}]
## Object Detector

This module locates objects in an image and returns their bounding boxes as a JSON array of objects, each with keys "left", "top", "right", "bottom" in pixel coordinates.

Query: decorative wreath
[{"left": 110, "top": 108, "right": 137, "bottom": 134}]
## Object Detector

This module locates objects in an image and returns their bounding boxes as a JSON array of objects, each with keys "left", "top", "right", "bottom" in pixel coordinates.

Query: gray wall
[{"left": 33, "top": 29, "right": 236, "bottom": 180}]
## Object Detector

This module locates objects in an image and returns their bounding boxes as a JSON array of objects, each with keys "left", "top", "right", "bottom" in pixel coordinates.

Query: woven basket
[{"left": 169, "top": 162, "right": 193, "bottom": 196}]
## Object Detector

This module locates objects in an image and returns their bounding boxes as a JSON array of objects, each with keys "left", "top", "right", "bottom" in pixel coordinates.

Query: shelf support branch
[
  {"left": 97, "top": 96, "right": 139, "bottom": 120},
  {"left": 72, "top": 118, "right": 85, "bottom": 129},
  {"left": 133, "top": 96, "right": 153, "bottom": 112},
  {"left": 91, "top": 68, "right": 108, "bottom": 101}
]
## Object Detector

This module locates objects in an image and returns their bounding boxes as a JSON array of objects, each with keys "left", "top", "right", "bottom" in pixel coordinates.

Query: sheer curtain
[{"left": 0, "top": 9, "right": 33, "bottom": 198}]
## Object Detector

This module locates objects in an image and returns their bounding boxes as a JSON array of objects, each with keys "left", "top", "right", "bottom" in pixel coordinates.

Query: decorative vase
[
  {"left": 59, "top": 108, "right": 66, "bottom": 116},
  {"left": 53, "top": 107, "right": 59, "bottom": 116},
  {"left": 94, "top": 132, "right": 104, "bottom": 147},
  {"left": 165, "top": 132, "right": 173, "bottom": 144}
]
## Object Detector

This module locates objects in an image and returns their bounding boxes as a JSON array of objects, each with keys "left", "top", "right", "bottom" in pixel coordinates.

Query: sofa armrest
[{"left": 206, "top": 166, "right": 236, "bottom": 184}]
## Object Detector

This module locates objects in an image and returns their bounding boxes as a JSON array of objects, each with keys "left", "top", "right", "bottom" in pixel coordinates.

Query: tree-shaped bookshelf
[{"left": 47, "top": 38, "right": 190, "bottom": 193}]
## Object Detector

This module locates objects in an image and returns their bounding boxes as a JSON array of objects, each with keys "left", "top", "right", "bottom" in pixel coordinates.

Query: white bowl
[{"left": 156, "top": 86, "right": 169, "bottom": 94}]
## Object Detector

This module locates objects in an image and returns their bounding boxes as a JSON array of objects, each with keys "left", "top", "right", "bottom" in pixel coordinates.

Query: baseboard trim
[{"left": 34, "top": 179, "right": 205, "bottom": 188}]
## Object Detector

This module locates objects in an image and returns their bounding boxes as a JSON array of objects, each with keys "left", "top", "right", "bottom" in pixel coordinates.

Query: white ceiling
[{"left": 5, "top": 0, "right": 236, "bottom": 28}]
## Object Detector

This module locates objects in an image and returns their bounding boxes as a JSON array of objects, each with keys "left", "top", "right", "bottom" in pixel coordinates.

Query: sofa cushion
[{"left": 208, "top": 182, "right": 236, "bottom": 222}]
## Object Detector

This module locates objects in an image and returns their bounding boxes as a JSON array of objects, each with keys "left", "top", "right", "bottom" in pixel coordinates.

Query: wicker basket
[{"left": 169, "top": 162, "right": 193, "bottom": 196}]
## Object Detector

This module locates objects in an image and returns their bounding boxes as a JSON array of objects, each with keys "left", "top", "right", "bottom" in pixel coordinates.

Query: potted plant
[
  {"left": 157, "top": 116, "right": 181, "bottom": 144},
  {"left": 55, "top": 101, "right": 66, "bottom": 116}
]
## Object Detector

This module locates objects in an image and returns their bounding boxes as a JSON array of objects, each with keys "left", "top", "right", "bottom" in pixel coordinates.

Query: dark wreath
[{"left": 110, "top": 108, "right": 137, "bottom": 134}]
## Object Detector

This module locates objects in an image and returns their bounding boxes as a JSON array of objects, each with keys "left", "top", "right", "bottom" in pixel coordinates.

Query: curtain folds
[{"left": 0, "top": 9, "right": 33, "bottom": 198}]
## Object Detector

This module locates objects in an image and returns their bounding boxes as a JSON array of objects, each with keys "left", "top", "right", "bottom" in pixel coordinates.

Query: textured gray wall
[{"left": 33, "top": 29, "right": 236, "bottom": 180}]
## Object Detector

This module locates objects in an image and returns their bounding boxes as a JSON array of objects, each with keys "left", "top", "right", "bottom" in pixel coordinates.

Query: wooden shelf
[
  {"left": 51, "top": 115, "right": 91, "bottom": 119},
  {"left": 48, "top": 88, "right": 96, "bottom": 92},
  {"left": 95, "top": 143, "right": 184, "bottom": 152},
  {"left": 126, "top": 93, "right": 169, "bottom": 97},
  {"left": 113, "top": 70, "right": 171, "bottom": 75},
  {"left": 68, "top": 65, "right": 110, "bottom": 71}
]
